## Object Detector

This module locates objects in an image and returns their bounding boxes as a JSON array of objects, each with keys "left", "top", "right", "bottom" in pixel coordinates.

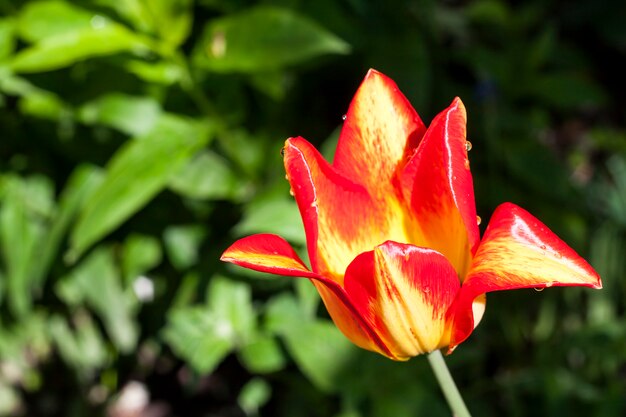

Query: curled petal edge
[
  {"left": 344, "top": 241, "right": 461, "bottom": 359},
  {"left": 284, "top": 137, "right": 409, "bottom": 283},
  {"left": 220, "top": 233, "right": 393, "bottom": 357},
  {"left": 448, "top": 203, "right": 602, "bottom": 352},
  {"left": 399, "top": 98, "right": 479, "bottom": 278},
  {"left": 333, "top": 69, "right": 427, "bottom": 194}
]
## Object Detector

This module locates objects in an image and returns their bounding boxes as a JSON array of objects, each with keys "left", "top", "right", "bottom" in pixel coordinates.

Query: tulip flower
[{"left": 221, "top": 69, "right": 601, "bottom": 361}]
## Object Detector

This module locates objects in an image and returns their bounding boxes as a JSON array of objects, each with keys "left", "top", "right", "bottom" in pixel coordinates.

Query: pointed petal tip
[
  {"left": 219, "top": 233, "right": 319, "bottom": 278},
  {"left": 365, "top": 68, "right": 383, "bottom": 79},
  {"left": 448, "top": 96, "right": 466, "bottom": 118}
]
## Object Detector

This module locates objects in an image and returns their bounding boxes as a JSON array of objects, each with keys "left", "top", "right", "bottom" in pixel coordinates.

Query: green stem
[{"left": 427, "top": 349, "right": 472, "bottom": 417}]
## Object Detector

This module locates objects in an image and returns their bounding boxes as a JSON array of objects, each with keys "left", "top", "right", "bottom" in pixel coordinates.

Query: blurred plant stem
[
  {"left": 174, "top": 52, "right": 216, "bottom": 118},
  {"left": 427, "top": 349, "right": 472, "bottom": 417}
]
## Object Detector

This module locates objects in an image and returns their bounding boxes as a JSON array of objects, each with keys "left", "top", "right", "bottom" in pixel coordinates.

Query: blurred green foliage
[{"left": 1, "top": 0, "right": 626, "bottom": 415}]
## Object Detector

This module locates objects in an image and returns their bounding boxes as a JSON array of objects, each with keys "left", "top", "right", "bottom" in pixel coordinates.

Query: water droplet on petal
[
  {"left": 555, "top": 253, "right": 562, "bottom": 259},
  {"left": 464, "top": 159, "right": 470, "bottom": 170},
  {"left": 465, "top": 141, "right": 472, "bottom": 152},
  {"left": 534, "top": 287, "right": 544, "bottom": 292},
  {"left": 280, "top": 147, "right": 285, "bottom": 157},
  {"left": 284, "top": 174, "right": 289, "bottom": 180},
  {"left": 545, "top": 282, "right": 554, "bottom": 288},
  {"left": 423, "top": 286, "right": 430, "bottom": 294},
  {"left": 289, "top": 188, "right": 295, "bottom": 196},
  {"left": 342, "top": 114, "right": 347, "bottom": 121},
  {"left": 476, "top": 215, "right": 481, "bottom": 225},
  {"left": 540, "top": 245, "right": 547, "bottom": 250},
  {"left": 310, "top": 200, "right": 318, "bottom": 208}
]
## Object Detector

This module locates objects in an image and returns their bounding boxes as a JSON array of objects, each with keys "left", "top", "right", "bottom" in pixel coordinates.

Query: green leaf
[
  {"left": 162, "top": 306, "right": 234, "bottom": 373},
  {"left": 69, "top": 114, "right": 213, "bottom": 260},
  {"left": 123, "top": 59, "right": 183, "bottom": 85},
  {"left": 94, "top": 0, "right": 192, "bottom": 48},
  {"left": 17, "top": 0, "right": 97, "bottom": 42},
  {"left": 0, "top": 176, "right": 53, "bottom": 316},
  {"left": 207, "top": 276, "right": 255, "bottom": 343},
  {"left": 217, "top": 129, "right": 268, "bottom": 177},
  {"left": 0, "top": 312, "right": 51, "bottom": 395},
  {"left": 247, "top": 71, "right": 292, "bottom": 100},
  {"left": 283, "top": 319, "right": 355, "bottom": 393},
  {"left": 143, "top": 0, "right": 193, "bottom": 48},
  {"left": 238, "top": 334, "right": 285, "bottom": 374},
  {"left": 0, "top": 382, "right": 20, "bottom": 416},
  {"left": 0, "top": 18, "right": 16, "bottom": 60},
  {"left": 163, "top": 276, "right": 258, "bottom": 373},
  {"left": 294, "top": 278, "right": 320, "bottom": 320},
  {"left": 171, "top": 271, "right": 200, "bottom": 308},
  {"left": 78, "top": 93, "right": 161, "bottom": 136},
  {"left": 464, "top": 0, "right": 510, "bottom": 26},
  {"left": 163, "top": 225, "right": 205, "bottom": 270},
  {"left": 265, "top": 293, "right": 355, "bottom": 392},
  {"left": 18, "top": 90, "right": 70, "bottom": 121},
  {"left": 238, "top": 378, "right": 271, "bottom": 415},
  {"left": 56, "top": 246, "right": 138, "bottom": 352},
  {"left": 235, "top": 197, "right": 305, "bottom": 245},
  {"left": 121, "top": 234, "right": 162, "bottom": 284},
  {"left": 194, "top": 6, "right": 350, "bottom": 73},
  {"left": 168, "top": 150, "right": 247, "bottom": 200},
  {"left": 48, "top": 313, "right": 109, "bottom": 373},
  {"left": 11, "top": 25, "right": 152, "bottom": 73},
  {"left": 31, "top": 165, "right": 104, "bottom": 287},
  {"left": 265, "top": 293, "right": 303, "bottom": 334}
]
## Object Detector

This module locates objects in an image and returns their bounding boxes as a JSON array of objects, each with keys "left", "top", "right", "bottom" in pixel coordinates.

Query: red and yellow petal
[
  {"left": 400, "top": 98, "right": 479, "bottom": 278},
  {"left": 344, "top": 241, "right": 460, "bottom": 360},
  {"left": 220, "top": 233, "right": 318, "bottom": 278},
  {"left": 449, "top": 202, "right": 602, "bottom": 351},
  {"left": 284, "top": 137, "right": 409, "bottom": 282},
  {"left": 221, "top": 233, "right": 391, "bottom": 356},
  {"left": 333, "top": 69, "right": 427, "bottom": 198}
]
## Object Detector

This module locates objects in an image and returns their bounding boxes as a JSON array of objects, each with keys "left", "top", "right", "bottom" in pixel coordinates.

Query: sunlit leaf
[
  {"left": 238, "top": 334, "right": 285, "bottom": 374},
  {"left": 0, "top": 18, "right": 16, "bottom": 60},
  {"left": 18, "top": 91, "right": 70, "bottom": 121},
  {"left": 207, "top": 276, "right": 255, "bottom": 343},
  {"left": 194, "top": 6, "right": 350, "bottom": 73},
  {"left": 78, "top": 93, "right": 161, "bottom": 136},
  {"left": 56, "top": 246, "right": 138, "bottom": 352},
  {"left": 143, "top": 0, "right": 193, "bottom": 48},
  {"left": 235, "top": 197, "right": 305, "bottom": 245},
  {"left": 11, "top": 25, "right": 153, "bottom": 73},
  {"left": 163, "top": 225, "right": 205, "bottom": 270},
  {"left": 162, "top": 306, "right": 234, "bottom": 373},
  {"left": 94, "top": 0, "right": 192, "bottom": 48},
  {"left": 163, "top": 277, "right": 257, "bottom": 373},
  {"left": 69, "top": 114, "right": 213, "bottom": 260},
  {"left": 49, "top": 313, "right": 109, "bottom": 373},
  {"left": 238, "top": 378, "right": 271, "bottom": 415},
  {"left": 123, "top": 59, "right": 183, "bottom": 85},
  {"left": 0, "top": 176, "right": 53, "bottom": 316},
  {"left": 265, "top": 293, "right": 356, "bottom": 392},
  {"left": 17, "top": 0, "right": 97, "bottom": 42},
  {"left": 31, "top": 165, "right": 104, "bottom": 287},
  {"left": 168, "top": 150, "right": 247, "bottom": 200},
  {"left": 121, "top": 234, "right": 162, "bottom": 284}
]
